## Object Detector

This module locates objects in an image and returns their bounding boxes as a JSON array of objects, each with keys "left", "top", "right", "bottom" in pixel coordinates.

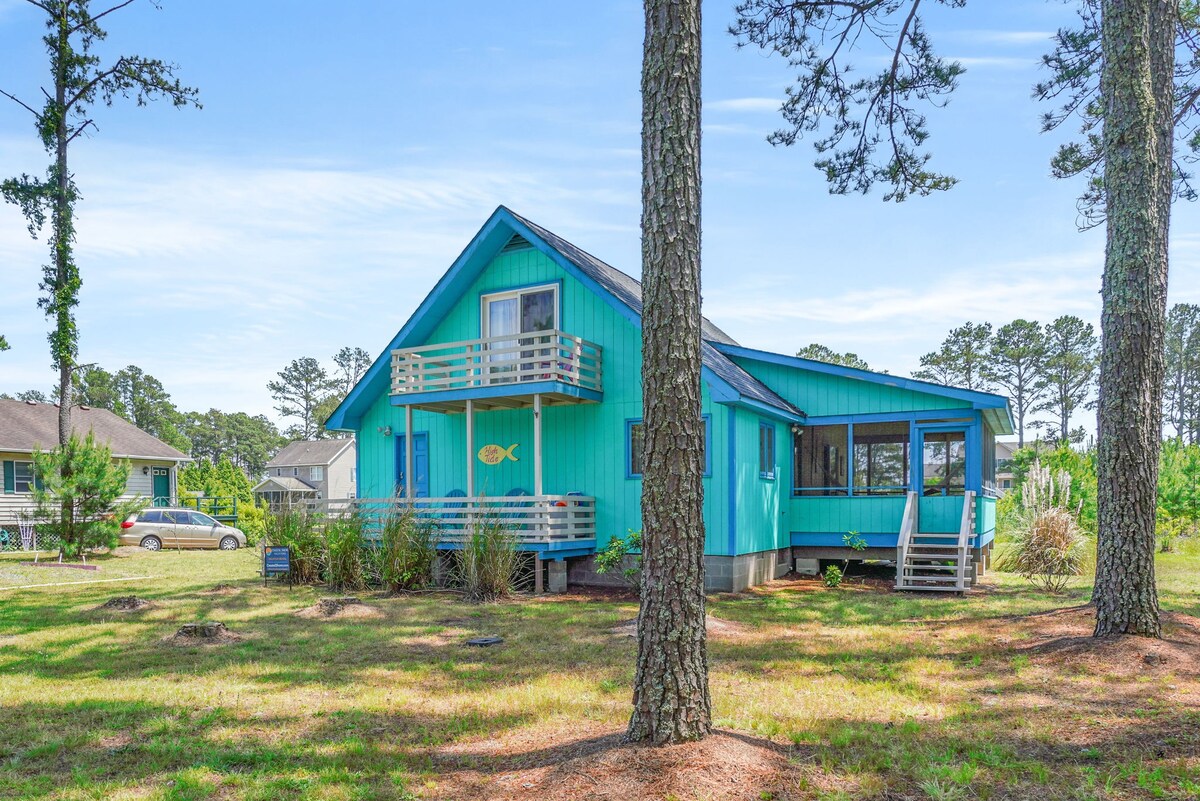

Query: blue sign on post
[{"left": 263, "top": 545, "right": 291, "bottom": 577}]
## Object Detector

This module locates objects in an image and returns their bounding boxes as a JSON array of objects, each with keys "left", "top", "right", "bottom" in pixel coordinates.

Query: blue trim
[
  {"left": 730, "top": 395, "right": 805, "bottom": 423},
  {"left": 790, "top": 532, "right": 899, "bottom": 549},
  {"left": 435, "top": 538, "right": 596, "bottom": 559},
  {"left": 758, "top": 419, "right": 776, "bottom": 480},
  {"left": 727, "top": 407, "right": 737, "bottom": 556},
  {"left": 626, "top": 414, "right": 712, "bottom": 479},
  {"left": 389, "top": 380, "right": 602, "bottom": 408},
  {"left": 802, "top": 410, "right": 975, "bottom": 426},
  {"left": 846, "top": 422, "right": 855, "bottom": 497},
  {"left": 714, "top": 343, "right": 1011, "bottom": 409}
]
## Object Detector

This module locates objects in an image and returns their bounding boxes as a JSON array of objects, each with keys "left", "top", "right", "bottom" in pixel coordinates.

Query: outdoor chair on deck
[
  {"left": 441, "top": 489, "right": 467, "bottom": 538},
  {"left": 502, "top": 487, "right": 533, "bottom": 535}
]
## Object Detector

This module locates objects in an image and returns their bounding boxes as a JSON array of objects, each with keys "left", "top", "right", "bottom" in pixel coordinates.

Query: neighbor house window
[
  {"left": 292, "top": 467, "right": 299, "bottom": 477},
  {"left": 627, "top": 416, "right": 710, "bottom": 478},
  {"left": 309, "top": 466, "right": 324, "bottom": 481},
  {"left": 759, "top": 421, "right": 776, "bottom": 479},
  {"left": 852, "top": 422, "right": 910, "bottom": 496},
  {"left": 13, "top": 461, "right": 34, "bottom": 494},
  {"left": 793, "top": 424, "right": 848, "bottom": 496}
]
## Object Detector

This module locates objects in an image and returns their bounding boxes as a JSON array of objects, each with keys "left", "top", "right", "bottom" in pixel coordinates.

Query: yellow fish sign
[{"left": 478, "top": 443, "right": 519, "bottom": 465}]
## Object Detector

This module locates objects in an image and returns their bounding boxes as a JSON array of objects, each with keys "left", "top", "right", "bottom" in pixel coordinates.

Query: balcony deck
[{"left": 389, "top": 329, "right": 602, "bottom": 413}]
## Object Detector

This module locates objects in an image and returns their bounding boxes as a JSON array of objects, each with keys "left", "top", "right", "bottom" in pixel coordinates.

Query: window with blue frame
[
  {"left": 759, "top": 421, "right": 776, "bottom": 479},
  {"left": 793, "top": 424, "right": 848, "bottom": 495},
  {"left": 794, "top": 422, "right": 912, "bottom": 496},
  {"left": 627, "top": 416, "right": 710, "bottom": 477},
  {"left": 852, "top": 422, "right": 909, "bottom": 496}
]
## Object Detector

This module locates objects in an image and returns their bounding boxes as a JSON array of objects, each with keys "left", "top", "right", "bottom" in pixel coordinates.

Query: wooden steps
[{"left": 895, "top": 491, "right": 976, "bottom": 594}]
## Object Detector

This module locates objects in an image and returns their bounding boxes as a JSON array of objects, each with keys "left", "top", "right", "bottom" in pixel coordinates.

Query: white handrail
[
  {"left": 956, "top": 490, "right": 975, "bottom": 590},
  {"left": 895, "top": 490, "right": 918, "bottom": 589}
]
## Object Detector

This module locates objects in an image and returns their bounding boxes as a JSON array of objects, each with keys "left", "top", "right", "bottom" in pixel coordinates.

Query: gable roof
[
  {"left": 252, "top": 475, "right": 318, "bottom": 493},
  {"left": 266, "top": 438, "right": 355, "bottom": 468},
  {"left": 0, "top": 399, "right": 189, "bottom": 460},
  {"left": 715, "top": 344, "right": 1015, "bottom": 434},
  {"left": 326, "top": 206, "right": 801, "bottom": 430}
]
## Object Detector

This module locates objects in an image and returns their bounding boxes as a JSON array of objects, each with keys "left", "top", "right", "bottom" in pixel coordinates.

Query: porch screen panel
[
  {"left": 923, "top": 431, "right": 966, "bottom": 495},
  {"left": 852, "top": 422, "right": 909, "bottom": 495},
  {"left": 794, "top": 424, "right": 848, "bottom": 496}
]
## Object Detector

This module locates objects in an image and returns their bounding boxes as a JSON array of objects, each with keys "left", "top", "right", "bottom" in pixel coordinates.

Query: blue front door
[{"left": 396, "top": 432, "right": 430, "bottom": 497}]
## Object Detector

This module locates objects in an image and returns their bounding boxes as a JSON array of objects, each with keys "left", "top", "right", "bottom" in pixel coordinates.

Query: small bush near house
[
  {"left": 456, "top": 511, "right": 518, "bottom": 603},
  {"left": 323, "top": 512, "right": 368, "bottom": 593},
  {"left": 997, "top": 460, "right": 1089, "bottom": 593},
  {"left": 594, "top": 529, "right": 642, "bottom": 587},
  {"left": 823, "top": 564, "right": 844, "bottom": 588},
  {"left": 367, "top": 505, "right": 439, "bottom": 592}
]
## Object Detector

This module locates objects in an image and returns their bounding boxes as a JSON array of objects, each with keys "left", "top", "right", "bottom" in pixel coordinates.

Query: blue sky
[{"left": 1, "top": 0, "right": 1197, "bottom": 437}]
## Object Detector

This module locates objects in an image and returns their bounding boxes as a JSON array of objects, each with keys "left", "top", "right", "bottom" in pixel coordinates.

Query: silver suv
[{"left": 119, "top": 508, "right": 248, "bottom": 551}]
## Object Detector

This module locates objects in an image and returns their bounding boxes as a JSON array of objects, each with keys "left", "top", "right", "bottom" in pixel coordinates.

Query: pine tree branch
[{"left": 0, "top": 88, "right": 39, "bottom": 117}]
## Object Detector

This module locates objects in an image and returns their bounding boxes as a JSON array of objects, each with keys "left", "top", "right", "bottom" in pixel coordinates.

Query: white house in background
[
  {"left": 996, "top": 440, "right": 1020, "bottom": 492},
  {"left": 0, "top": 398, "right": 190, "bottom": 527},
  {"left": 253, "top": 438, "right": 357, "bottom": 510}
]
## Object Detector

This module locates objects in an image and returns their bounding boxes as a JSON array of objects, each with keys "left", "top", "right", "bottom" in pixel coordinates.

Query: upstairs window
[{"left": 310, "top": 466, "right": 324, "bottom": 481}]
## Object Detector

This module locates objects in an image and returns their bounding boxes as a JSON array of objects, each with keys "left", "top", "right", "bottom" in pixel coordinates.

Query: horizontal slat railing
[
  {"left": 304, "top": 495, "right": 597, "bottom": 543},
  {"left": 390, "top": 329, "right": 602, "bottom": 396}
]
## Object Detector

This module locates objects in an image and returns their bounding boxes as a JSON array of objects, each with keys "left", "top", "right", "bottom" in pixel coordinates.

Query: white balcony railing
[
  {"left": 306, "top": 495, "right": 597, "bottom": 543},
  {"left": 390, "top": 329, "right": 602, "bottom": 397}
]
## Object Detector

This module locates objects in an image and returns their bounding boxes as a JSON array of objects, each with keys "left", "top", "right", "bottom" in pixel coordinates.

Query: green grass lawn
[{"left": 1, "top": 544, "right": 1198, "bottom": 800}]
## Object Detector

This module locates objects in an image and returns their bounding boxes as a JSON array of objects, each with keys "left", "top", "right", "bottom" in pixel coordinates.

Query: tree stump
[{"left": 175, "top": 621, "right": 229, "bottom": 639}]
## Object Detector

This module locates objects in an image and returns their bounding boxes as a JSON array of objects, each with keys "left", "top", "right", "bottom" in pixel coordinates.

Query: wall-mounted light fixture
[
  {"left": 790, "top": 424, "right": 804, "bottom": 435},
  {"left": 142, "top": 466, "right": 150, "bottom": 475},
  {"left": 377, "top": 425, "right": 392, "bottom": 437}
]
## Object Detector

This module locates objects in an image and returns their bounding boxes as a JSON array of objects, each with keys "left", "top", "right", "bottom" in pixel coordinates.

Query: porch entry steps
[{"left": 895, "top": 490, "right": 976, "bottom": 593}]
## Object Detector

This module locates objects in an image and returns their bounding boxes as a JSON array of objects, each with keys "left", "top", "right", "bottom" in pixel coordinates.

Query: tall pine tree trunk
[
  {"left": 1093, "top": 0, "right": 1175, "bottom": 638},
  {"left": 627, "top": 0, "right": 711, "bottom": 744}
]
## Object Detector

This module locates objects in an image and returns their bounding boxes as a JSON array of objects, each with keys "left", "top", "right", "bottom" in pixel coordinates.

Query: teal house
[{"left": 326, "top": 208, "right": 1013, "bottom": 593}]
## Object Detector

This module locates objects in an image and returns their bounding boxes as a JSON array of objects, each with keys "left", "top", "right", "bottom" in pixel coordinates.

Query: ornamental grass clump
[
  {"left": 998, "top": 460, "right": 1090, "bottom": 593},
  {"left": 456, "top": 510, "right": 518, "bottom": 603},
  {"left": 263, "top": 506, "right": 323, "bottom": 584},
  {"left": 368, "top": 504, "right": 439, "bottom": 592},
  {"left": 323, "top": 511, "right": 368, "bottom": 593}
]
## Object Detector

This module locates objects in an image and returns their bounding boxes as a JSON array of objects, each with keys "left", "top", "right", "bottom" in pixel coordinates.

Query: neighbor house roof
[
  {"left": 0, "top": 399, "right": 189, "bottom": 460},
  {"left": 252, "top": 475, "right": 318, "bottom": 493},
  {"left": 266, "top": 439, "right": 354, "bottom": 468},
  {"left": 326, "top": 206, "right": 803, "bottom": 431}
]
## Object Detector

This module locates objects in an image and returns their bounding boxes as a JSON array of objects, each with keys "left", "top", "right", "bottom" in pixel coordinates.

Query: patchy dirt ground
[
  {"left": 610, "top": 615, "right": 750, "bottom": 639},
  {"left": 295, "top": 596, "right": 385, "bottom": 620},
  {"left": 94, "top": 595, "right": 152, "bottom": 612}
]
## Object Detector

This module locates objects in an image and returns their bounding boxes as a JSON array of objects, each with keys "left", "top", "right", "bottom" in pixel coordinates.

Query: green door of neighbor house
[{"left": 152, "top": 467, "right": 171, "bottom": 505}]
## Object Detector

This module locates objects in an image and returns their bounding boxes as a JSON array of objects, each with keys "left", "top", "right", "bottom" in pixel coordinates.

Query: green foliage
[
  {"left": 180, "top": 409, "right": 285, "bottom": 477},
  {"left": 30, "top": 432, "right": 138, "bottom": 559},
  {"left": 985, "top": 320, "right": 1047, "bottom": 446},
  {"left": 269, "top": 357, "right": 338, "bottom": 441},
  {"left": 843, "top": 531, "right": 867, "bottom": 551},
  {"left": 455, "top": 511, "right": 518, "bottom": 603},
  {"left": 367, "top": 506, "right": 439, "bottom": 592},
  {"left": 262, "top": 507, "right": 323, "bottom": 585},
  {"left": 913, "top": 322, "right": 993, "bottom": 390},
  {"left": 823, "top": 564, "right": 843, "bottom": 589},
  {"left": 795, "top": 344, "right": 870, "bottom": 370},
  {"left": 594, "top": 529, "right": 643, "bottom": 586},
  {"left": 1008, "top": 445, "right": 1098, "bottom": 534},
  {"left": 1157, "top": 438, "right": 1200, "bottom": 531},
  {"left": 1163, "top": 303, "right": 1200, "bottom": 441},
  {"left": 731, "top": 0, "right": 965, "bottom": 201},
  {"left": 70, "top": 365, "right": 189, "bottom": 452},
  {"left": 323, "top": 513, "right": 367, "bottom": 593},
  {"left": 1034, "top": 316, "right": 1098, "bottom": 443}
]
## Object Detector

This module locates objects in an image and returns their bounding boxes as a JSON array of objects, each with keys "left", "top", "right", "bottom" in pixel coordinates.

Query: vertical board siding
[
  {"left": 976, "top": 495, "right": 997, "bottom": 548},
  {"left": 731, "top": 359, "right": 967, "bottom": 417},
  {"left": 789, "top": 496, "right": 907, "bottom": 542},
  {"left": 733, "top": 412, "right": 786, "bottom": 555},
  {"left": 918, "top": 495, "right": 965, "bottom": 534},
  {"left": 356, "top": 247, "right": 731, "bottom": 554}
]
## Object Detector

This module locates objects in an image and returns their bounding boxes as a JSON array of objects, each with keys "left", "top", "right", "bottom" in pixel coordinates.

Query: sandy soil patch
[
  {"left": 162, "top": 621, "right": 242, "bottom": 647},
  {"left": 295, "top": 596, "right": 385, "bottom": 620},
  {"left": 610, "top": 615, "right": 750, "bottom": 639}
]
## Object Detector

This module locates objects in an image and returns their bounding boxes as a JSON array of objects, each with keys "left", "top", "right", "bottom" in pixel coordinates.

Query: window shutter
[{"left": 3, "top": 461, "right": 13, "bottom": 494}]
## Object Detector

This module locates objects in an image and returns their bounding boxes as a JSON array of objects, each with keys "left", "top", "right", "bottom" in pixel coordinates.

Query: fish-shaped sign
[{"left": 477, "top": 443, "right": 519, "bottom": 465}]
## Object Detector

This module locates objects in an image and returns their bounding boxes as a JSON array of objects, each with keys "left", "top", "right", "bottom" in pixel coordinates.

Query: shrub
[
  {"left": 263, "top": 506, "right": 323, "bottom": 584},
  {"left": 997, "top": 460, "right": 1089, "bottom": 593},
  {"left": 456, "top": 510, "right": 518, "bottom": 603},
  {"left": 369, "top": 504, "right": 439, "bottom": 592},
  {"left": 594, "top": 529, "right": 642, "bottom": 587},
  {"left": 238, "top": 502, "right": 267, "bottom": 546},
  {"left": 324, "top": 512, "right": 367, "bottom": 592},
  {"left": 823, "top": 564, "right": 843, "bottom": 588}
]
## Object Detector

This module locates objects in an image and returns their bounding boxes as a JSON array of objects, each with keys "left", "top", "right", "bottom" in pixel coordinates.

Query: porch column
[
  {"left": 405, "top": 405, "right": 414, "bottom": 499},
  {"left": 533, "top": 393, "right": 543, "bottom": 496},
  {"left": 465, "top": 399, "right": 475, "bottom": 497}
]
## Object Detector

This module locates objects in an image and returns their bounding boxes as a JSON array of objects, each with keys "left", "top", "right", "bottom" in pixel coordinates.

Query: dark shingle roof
[
  {"left": 0, "top": 399, "right": 189, "bottom": 460},
  {"left": 509, "top": 210, "right": 801, "bottom": 417},
  {"left": 267, "top": 439, "right": 354, "bottom": 468}
]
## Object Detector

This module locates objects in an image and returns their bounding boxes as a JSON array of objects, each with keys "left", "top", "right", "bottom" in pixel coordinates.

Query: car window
[
  {"left": 189, "top": 512, "right": 217, "bottom": 526},
  {"left": 161, "top": 510, "right": 184, "bottom": 524},
  {"left": 139, "top": 510, "right": 162, "bottom": 523}
]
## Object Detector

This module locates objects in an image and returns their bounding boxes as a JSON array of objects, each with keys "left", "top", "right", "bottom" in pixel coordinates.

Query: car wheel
[
  {"left": 140, "top": 536, "right": 162, "bottom": 552},
  {"left": 219, "top": 536, "right": 239, "bottom": 551}
]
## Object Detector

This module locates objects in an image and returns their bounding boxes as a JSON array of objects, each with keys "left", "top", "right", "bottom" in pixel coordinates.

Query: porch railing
[
  {"left": 390, "top": 329, "right": 602, "bottom": 396},
  {"left": 893, "top": 491, "right": 919, "bottom": 589},
  {"left": 305, "top": 495, "right": 597, "bottom": 543}
]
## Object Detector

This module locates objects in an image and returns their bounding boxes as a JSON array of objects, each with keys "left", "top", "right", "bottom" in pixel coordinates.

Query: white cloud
[
  {"left": 707, "top": 97, "right": 780, "bottom": 113},
  {"left": 950, "top": 56, "right": 1038, "bottom": 70},
  {"left": 954, "top": 30, "right": 1055, "bottom": 47}
]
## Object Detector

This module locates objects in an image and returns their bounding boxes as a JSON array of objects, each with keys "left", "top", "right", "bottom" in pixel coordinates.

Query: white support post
[
  {"left": 465, "top": 399, "right": 475, "bottom": 497},
  {"left": 405, "top": 405, "right": 414, "bottom": 499},
  {"left": 533, "top": 393, "right": 543, "bottom": 497}
]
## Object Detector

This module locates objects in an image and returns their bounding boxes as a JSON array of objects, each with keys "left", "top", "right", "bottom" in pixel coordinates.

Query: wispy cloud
[
  {"left": 954, "top": 30, "right": 1055, "bottom": 47},
  {"left": 708, "top": 97, "right": 780, "bottom": 113},
  {"left": 950, "top": 56, "right": 1039, "bottom": 70}
]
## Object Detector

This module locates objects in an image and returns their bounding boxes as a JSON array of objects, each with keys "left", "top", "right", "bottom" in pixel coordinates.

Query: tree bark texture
[
  {"left": 1093, "top": 0, "right": 1175, "bottom": 638},
  {"left": 627, "top": 0, "right": 711, "bottom": 744}
]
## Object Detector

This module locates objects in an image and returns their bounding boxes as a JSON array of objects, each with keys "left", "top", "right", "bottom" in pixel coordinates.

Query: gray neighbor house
[
  {"left": 253, "top": 439, "right": 357, "bottom": 510},
  {"left": 0, "top": 399, "right": 190, "bottom": 536}
]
